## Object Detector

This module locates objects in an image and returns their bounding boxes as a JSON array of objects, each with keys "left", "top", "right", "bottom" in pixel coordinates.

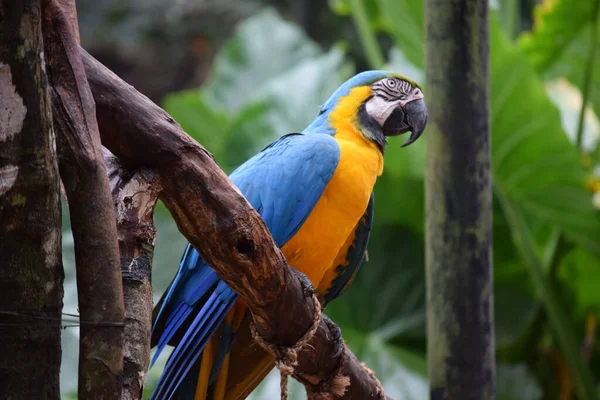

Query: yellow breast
[{"left": 281, "top": 86, "right": 383, "bottom": 290}]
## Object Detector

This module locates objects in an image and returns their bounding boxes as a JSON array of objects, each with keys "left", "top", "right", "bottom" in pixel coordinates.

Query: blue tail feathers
[{"left": 150, "top": 245, "right": 239, "bottom": 399}]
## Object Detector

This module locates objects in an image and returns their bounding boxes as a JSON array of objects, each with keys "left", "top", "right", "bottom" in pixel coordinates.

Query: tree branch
[
  {"left": 104, "top": 148, "right": 160, "bottom": 400},
  {"left": 41, "top": 1, "right": 125, "bottom": 398},
  {"left": 82, "top": 49, "right": 393, "bottom": 399}
]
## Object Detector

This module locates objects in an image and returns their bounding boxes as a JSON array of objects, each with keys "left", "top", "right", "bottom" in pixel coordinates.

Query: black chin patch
[
  {"left": 382, "top": 107, "right": 410, "bottom": 136},
  {"left": 357, "top": 103, "right": 386, "bottom": 153}
]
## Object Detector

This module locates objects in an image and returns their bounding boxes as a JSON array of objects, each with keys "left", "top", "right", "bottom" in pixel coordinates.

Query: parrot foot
[
  {"left": 322, "top": 314, "right": 344, "bottom": 360},
  {"left": 291, "top": 267, "right": 315, "bottom": 298}
]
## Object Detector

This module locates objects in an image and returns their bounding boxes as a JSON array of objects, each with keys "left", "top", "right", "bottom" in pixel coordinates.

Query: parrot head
[{"left": 303, "top": 70, "right": 427, "bottom": 149}]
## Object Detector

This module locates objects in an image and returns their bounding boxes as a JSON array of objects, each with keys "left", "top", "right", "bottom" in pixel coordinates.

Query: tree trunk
[
  {"left": 0, "top": 1, "right": 63, "bottom": 398},
  {"left": 425, "top": 1, "right": 495, "bottom": 399}
]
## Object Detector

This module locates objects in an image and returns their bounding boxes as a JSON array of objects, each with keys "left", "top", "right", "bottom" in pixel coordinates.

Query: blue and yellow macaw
[{"left": 149, "top": 70, "right": 427, "bottom": 400}]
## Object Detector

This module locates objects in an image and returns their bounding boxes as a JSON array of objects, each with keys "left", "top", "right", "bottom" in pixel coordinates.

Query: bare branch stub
[
  {"left": 82, "top": 50, "right": 394, "bottom": 399},
  {"left": 105, "top": 148, "right": 160, "bottom": 400},
  {"left": 41, "top": 1, "right": 125, "bottom": 398}
]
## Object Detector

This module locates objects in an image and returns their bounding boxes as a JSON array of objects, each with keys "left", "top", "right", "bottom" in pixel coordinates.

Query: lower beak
[
  {"left": 382, "top": 98, "right": 428, "bottom": 147},
  {"left": 400, "top": 99, "right": 428, "bottom": 148}
]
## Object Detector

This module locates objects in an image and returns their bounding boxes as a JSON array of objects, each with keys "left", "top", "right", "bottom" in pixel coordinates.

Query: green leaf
[
  {"left": 349, "top": 0, "right": 385, "bottom": 68},
  {"left": 518, "top": 0, "right": 597, "bottom": 74},
  {"left": 203, "top": 8, "right": 320, "bottom": 111},
  {"left": 497, "top": 192, "right": 599, "bottom": 400},
  {"left": 518, "top": 0, "right": 600, "bottom": 133},
  {"left": 377, "top": 0, "right": 424, "bottom": 68},
  {"left": 326, "top": 226, "right": 426, "bottom": 335},
  {"left": 558, "top": 248, "right": 600, "bottom": 314},
  {"left": 162, "top": 90, "right": 230, "bottom": 156},
  {"left": 203, "top": 7, "right": 352, "bottom": 119},
  {"left": 490, "top": 16, "right": 600, "bottom": 256}
]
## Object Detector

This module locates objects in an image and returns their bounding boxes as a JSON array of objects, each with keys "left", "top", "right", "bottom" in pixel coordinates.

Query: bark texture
[
  {"left": 425, "top": 1, "right": 495, "bottom": 399},
  {"left": 105, "top": 149, "right": 159, "bottom": 400},
  {"left": 0, "top": 1, "right": 63, "bottom": 398},
  {"left": 41, "top": 1, "right": 125, "bottom": 398},
  {"left": 82, "top": 50, "right": 393, "bottom": 400}
]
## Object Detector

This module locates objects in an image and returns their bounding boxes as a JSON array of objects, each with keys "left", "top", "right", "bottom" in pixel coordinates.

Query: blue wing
[
  {"left": 322, "top": 193, "right": 374, "bottom": 305},
  {"left": 150, "top": 133, "right": 340, "bottom": 399}
]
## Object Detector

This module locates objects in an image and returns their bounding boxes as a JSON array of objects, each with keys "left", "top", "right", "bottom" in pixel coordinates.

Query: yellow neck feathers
[{"left": 328, "top": 86, "right": 384, "bottom": 176}]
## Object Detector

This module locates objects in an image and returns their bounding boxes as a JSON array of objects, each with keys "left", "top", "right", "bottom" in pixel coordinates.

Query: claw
[
  {"left": 322, "top": 314, "right": 344, "bottom": 359},
  {"left": 291, "top": 267, "right": 315, "bottom": 298}
]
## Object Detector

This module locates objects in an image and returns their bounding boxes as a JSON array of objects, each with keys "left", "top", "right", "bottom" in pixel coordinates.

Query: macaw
[{"left": 149, "top": 70, "right": 427, "bottom": 400}]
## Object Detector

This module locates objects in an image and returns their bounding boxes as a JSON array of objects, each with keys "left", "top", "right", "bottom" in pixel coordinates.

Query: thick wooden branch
[
  {"left": 41, "top": 1, "right": 125, "bottom": 398},
  {"left": 82, "top": 50, "right": 393, "bottom": 399},
  {"left": 105, "top": 148, "right": 159, "bottom": 400}
]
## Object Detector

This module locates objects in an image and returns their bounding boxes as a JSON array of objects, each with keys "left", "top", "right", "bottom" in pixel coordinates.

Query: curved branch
[{"left": 82, "top": 50, "right": 393, "bottom": 399}]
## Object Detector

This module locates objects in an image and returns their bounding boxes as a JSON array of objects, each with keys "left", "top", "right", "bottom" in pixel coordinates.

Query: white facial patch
[
  {"left": 367, "top": 78, "right": 423, "bottom": 127},
  {"left": 365, "top": 96, "right": 401, "bottom": 127}
]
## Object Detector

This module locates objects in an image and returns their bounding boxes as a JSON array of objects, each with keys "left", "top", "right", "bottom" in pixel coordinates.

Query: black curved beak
[{"left": 382, "top": 98, "right": 428, "bottom": 148}]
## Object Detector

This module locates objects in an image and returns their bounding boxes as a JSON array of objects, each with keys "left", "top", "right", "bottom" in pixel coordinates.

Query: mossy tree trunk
[
  {"left": 0, "top": 0, "right": 63, "bottom": 398},
  {"left": 425, "top": 1, "right": 495, "bottom": 399}
]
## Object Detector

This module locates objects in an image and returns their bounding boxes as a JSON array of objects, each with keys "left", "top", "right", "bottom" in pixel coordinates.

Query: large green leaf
[
  {"left": 490, "top": 16, "right": 600, "bottom": 255},
  {"left": 326, "top": 226, "right": 426, "bottom": 336},
  {"left": 558, "top": 248, "right": 600, "bottom": 315},
  {"left": 202, "top": 7, "right": 353, "bottom": 131},
  {"left": 518, "top": 0, "right": 600, "bottom": 130},
  {"left": 497, "top": 193, "right": 599, "bottom": 400},
  {"left": 518, "top": 0, "right": 597, "bottom": 74},
  {"left": 377, "top": 0, "right": 424, "bottom": 68}
]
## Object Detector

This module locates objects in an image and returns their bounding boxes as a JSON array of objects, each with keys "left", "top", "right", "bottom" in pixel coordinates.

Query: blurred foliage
[
  {"left": 519, "top": 0, "right": 599, "bottom": 118},
  {"left": 60, "top": 1, "right": 600, "bottom": 399}
]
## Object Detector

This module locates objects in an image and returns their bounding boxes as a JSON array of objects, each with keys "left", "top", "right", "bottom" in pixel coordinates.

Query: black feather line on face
[
  {"left": 372, "top": 78, "right": 412, "bottom": 102},
  {"left": 358, "top": 101, "right": 387, "bottom": 154}
]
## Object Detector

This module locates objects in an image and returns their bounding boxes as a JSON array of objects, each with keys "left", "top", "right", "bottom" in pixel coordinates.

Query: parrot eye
[{"left": 372, "top": 77, "right": 415, "bottom": 103}]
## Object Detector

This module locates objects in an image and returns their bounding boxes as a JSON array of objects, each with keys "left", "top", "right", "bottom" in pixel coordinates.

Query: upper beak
[
  {"left": 400, "top": 98, "right": 428, "bottom": 148},
  {"left": 381, "top": 97, "right": 428, "bottom": 147}
]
